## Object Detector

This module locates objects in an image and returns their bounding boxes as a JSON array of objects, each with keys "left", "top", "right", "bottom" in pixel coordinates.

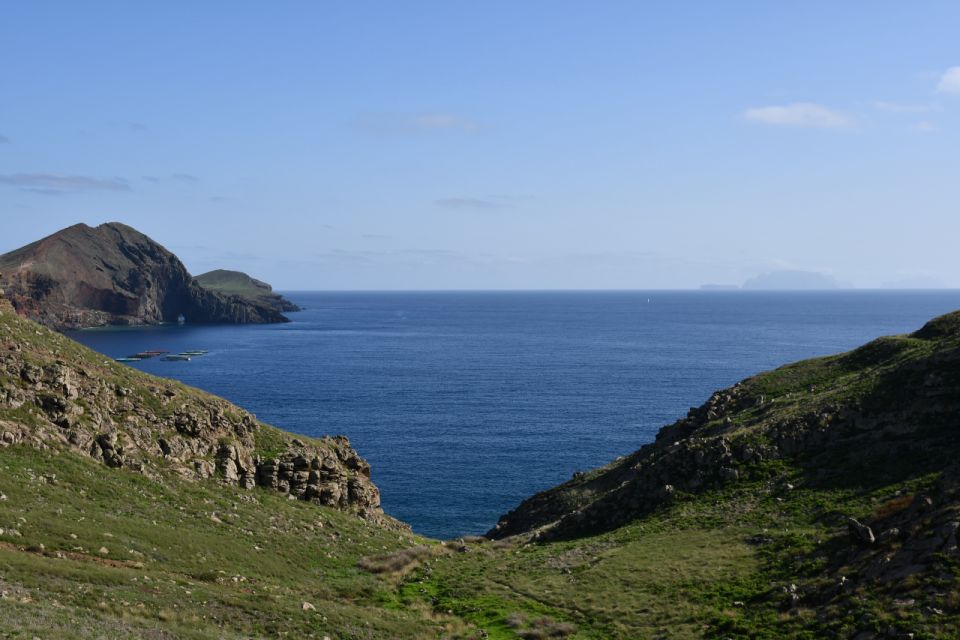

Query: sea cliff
[{"left": 0, "top": 222, "right": 294, "bottom": 330}]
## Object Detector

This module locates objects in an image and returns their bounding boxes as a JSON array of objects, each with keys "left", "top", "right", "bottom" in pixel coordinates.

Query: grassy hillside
[
  {"left": 2, "top": 295, "right": 959, "bottom": 638},
  {"left": 0, "top": 444, "right": 448, "bottom": 639}
]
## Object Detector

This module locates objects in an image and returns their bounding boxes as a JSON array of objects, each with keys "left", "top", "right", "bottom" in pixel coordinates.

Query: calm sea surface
[{"left": 69, "top": 291, "right": 960, "bottom": 538}]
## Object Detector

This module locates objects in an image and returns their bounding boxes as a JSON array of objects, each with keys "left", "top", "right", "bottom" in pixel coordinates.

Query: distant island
[
  {"left": 0, "top": 222, "right": 298, "bottom": 330},
  {"left": 701, "top": 269, "right": 848, "bottom": 291}
]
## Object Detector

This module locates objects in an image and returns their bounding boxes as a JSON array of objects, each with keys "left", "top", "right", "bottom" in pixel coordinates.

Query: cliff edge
[
  {"left": 195, "top": 269, "right": 300, "bottom": 313},
  {"left": 490, "top": 311, "right": 960, "bottom": 541},
  {"left": 0, "top": 294, "right": 391, "bottom": 525},
  {"left": 0, "top": 222, "right": 291, "bottom": 330}
]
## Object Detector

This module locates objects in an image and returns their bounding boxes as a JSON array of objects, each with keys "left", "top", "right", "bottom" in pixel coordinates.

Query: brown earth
[{"left": 0, "top": 222, "right": 291, "bottom": 329}]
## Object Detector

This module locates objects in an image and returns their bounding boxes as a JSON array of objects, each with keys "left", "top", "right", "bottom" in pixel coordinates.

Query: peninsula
[{"left": 0, "top": 223, "right": 297, "bottom": 330}]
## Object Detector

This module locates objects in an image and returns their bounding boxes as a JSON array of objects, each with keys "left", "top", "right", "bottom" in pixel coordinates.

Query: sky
[{"left": 1, "top": 1, "right": 959, "bottom": 290}]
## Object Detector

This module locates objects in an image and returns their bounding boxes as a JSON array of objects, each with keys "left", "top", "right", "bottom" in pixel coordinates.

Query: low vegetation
[{"left": 2, "top": 294, "right": 960, "bottom": 637}]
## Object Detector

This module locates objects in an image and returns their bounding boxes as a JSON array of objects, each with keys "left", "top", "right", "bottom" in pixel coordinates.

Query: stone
[
  {"left": 719, "top": 467, "right": 739, "bottom": 481},
  {"left": 847, "top": 518, "right": 876, "bottom": 545},
  {"left": 878, "top": 528, "right": 900, "bottom": 542},
  {"left": 193, "top": 460, "right": 214, "bottom": 478},
  {"left": 302, "top": 601, "right": 316, "bottom": 611}
]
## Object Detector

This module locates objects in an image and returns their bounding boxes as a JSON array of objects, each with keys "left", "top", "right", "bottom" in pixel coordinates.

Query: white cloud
[
  {"left": 743, "top": 103, "right": 850, "bottom": 128},
  {"left": 936, "top": 67, "right": 960, "bottom": 94}
]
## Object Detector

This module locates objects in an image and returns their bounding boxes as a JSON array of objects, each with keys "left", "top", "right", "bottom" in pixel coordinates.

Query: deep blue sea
[{"left": 69, "top": 291, "right": 960, "bottom": 538}]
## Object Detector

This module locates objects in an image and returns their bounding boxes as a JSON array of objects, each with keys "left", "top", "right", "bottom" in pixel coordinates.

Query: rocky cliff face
[
  {"left": 0, "top": 222, "right": 290, "bottom": 330},
  {"left": 194, "top": 269, "right": 301, "bottom": 314},
  {"left": 490, "top": 310, "right": 960, "bottom": 542},
  {"left": 484, "top": 310, "right": 960, "bottom": 630},
  {"left": 0, "top": 295, "right": 391, "bottom": 525}
]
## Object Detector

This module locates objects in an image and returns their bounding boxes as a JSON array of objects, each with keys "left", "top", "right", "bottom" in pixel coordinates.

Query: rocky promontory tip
[
  {"left": 194, "top": 268, "right": 300, "bottom": 313},
  {"left": 0, "top": 222, "right": 293, "bottom": 330}
]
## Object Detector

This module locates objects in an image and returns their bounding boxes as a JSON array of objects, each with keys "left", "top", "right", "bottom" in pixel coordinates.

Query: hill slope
[
  {"left": 489, "top": 311, "right": 960, "bottom": 542},
  {"left": 195, "top": 269, "right": 300, "bottom": 313},
  {"left": 0, "top": 294, "right": 383, "bottom": 521},
  {"left": 0, "top": 223, "right": 291, "bottom": 329},
  {"left": 3, "top": 293, "right": 960, "bottom": 638}
]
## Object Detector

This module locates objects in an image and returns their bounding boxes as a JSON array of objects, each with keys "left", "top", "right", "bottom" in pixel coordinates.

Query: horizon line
[{"left": 273, "top": 287, "right": 960, "bottom": 293}]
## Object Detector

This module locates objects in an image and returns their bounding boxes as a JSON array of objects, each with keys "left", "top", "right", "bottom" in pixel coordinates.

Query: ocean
[{"left": 69, "top": 290, "right": 960, "bottom": 539}]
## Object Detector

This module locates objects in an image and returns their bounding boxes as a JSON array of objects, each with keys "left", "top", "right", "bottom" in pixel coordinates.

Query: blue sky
[{"left": 1, "top": 2, "right": 959, "bottom": 289}]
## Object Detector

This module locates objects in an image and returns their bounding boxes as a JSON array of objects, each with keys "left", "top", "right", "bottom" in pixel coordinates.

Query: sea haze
[{"left": 70, "top": 291, "right": 960, "bottom": 538}]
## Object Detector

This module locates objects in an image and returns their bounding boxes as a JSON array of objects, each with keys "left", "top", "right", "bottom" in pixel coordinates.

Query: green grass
[
  {"left": 0, "top": 444, "right": 449, "bottom": 639},
  {"left": 385, "top": 458, "right": 959, "bottom": 639},
  {"left": 4, "top": 301, "right": 960, "bottom": 637},
  {"left": 253, "top": 424, "right": 295, "bottom": 459},
  {"left": 2, "top": 434, "right": 958, "bottom": 638}
]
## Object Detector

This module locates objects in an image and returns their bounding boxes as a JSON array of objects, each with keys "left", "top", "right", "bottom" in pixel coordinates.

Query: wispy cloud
[
  {"left": 0, "top": 173, "right": 131, "bottom": 192},
  {"left": 743, "top": 103, "right": 851, "bottom": 128},
  {"left": 908, "top": 121, "right": 938, "bottom": 134},
  {"left": 435, "top": 197, "right": 506, "bottom": 210},
  {"left": 20, "top": 189, "right": 71, "bottom": 197},
  {"left": 872, "top": 101, "right": 941, "bottom": 113},
  {"left": 354, "top": 112, "right": 479, "bottom": 134},
  {"left": 936, "top": 67, "right": 960, "bottom": 94},
  {"left": 545, "top": 250, "right": 663, "bottom": 270},
  {"left": 410, "top": 113, "right": 478, "bottom": 131},
  {"left": 285, "top": 248, "right": 489, "bottom": 270},
  {"left": 141, "top": 174, "right": 200, "bottom": 184}
]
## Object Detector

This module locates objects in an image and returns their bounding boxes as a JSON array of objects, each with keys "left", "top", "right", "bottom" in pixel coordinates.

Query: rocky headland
[
  {"left": 0, "top": 294, "right": 388, "bottom": 525},
  {"left": 0, "top": 222, "right": 294, "bottom": 330},
  {"left": 195, "top": 269, "right": 300, "bottom": 314}
]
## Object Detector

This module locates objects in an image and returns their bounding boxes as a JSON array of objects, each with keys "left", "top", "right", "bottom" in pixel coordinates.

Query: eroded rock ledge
[{"left": 0, "top": 297, "right": 394, "bottom": 527}]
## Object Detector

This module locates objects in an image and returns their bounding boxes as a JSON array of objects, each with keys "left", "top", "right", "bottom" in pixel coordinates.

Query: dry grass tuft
[
  {"left": 358, "top": 545, "right": 436, "bottom": 575},
  {"left": 505, "top": 612, "right": 577, "bottom": 639},
  {"left": 873, "top": 494, "right": 914, "bottom": 520}
]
